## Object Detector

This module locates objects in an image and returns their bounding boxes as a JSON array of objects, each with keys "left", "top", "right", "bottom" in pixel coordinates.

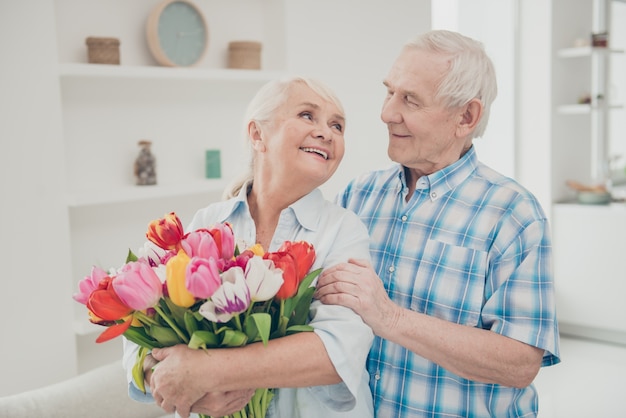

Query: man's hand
[{"left": 315, "top": 258, "right": 399, "bottom": 335}]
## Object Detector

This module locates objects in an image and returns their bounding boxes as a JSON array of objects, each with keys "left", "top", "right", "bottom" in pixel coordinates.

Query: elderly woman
[{"left": 123, "top": 76, "right": 374, "bottom": 418}]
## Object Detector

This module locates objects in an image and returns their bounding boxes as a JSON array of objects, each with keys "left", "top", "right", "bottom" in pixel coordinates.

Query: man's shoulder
[
  {"left": 345, "top": 164, "right": 400, "bottom": 189},
  {"left": 473, "top": 162, "right": 547, "bottom": 218}
]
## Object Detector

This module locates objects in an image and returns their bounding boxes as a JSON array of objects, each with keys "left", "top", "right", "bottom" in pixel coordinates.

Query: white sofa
[{"left": 0, "top": 361, "right": 168, "bottom": 418}]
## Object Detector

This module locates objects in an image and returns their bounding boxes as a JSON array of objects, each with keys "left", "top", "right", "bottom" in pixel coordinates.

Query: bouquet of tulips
[{"left": 73, "top": 212, "right": 321, "bottom": 418}]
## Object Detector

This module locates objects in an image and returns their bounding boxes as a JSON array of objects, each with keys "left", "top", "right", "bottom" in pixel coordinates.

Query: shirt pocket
[{"left": 410, "top": 239, "right": 488, "bottom": 326}]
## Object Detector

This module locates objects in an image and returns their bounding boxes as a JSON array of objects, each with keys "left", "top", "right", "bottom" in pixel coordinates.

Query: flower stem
[
  {"left": 133, "top": 310, "right": 159, "bottom": 326},
  {"left": 153, "top": 305, "right": 189, "bottom": 343}
]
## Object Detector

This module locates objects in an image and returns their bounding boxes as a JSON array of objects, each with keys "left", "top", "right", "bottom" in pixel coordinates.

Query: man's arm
[{"left": 315, "top": 258, "right": 543, "bottom": 388}]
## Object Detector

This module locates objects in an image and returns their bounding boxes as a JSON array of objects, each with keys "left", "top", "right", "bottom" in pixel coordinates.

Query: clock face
[{"left": 151, "top": 0, "right": 208, "bottom": 67}]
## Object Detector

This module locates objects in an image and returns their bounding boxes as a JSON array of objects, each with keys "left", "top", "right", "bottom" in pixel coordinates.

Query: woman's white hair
[
  {"left": 223, "top": 76, "right": 345, "bottom": 199},
  {"left": 404, "top": 30, "right": 498, "bottom": 139}
]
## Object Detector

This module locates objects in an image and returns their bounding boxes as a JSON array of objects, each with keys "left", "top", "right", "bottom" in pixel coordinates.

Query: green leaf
[
  {"left": 131, "top": 346, "right": 149, "bottom": 394},
  {"left": 286, "top": 324, "right": 314, "bottom": 334},
  {"left": 123, "top": 326, "right": 161, "bottom": 350},
  {"left": 270, "top": 315, "right": 289, "bottom": 339},
  {"left": 288, "top": 286, "right": 315, "bottom": 328},
  {"left": 286, "top": 268, "right": 321, "bottom": 320},
  {"left": 220, "top": 329, "right": 248, "bottom": 347},
  {"left": 161, "top": 298, "right": 189, "bottom": 330},
  {"left": 244, "top": 313, "right": 272, "bottom": 345},
  {"left": 126, "top": 249, "right": 138, "bottom": 263},
  {"left": 184, "top": 311, "right": 199, "bottom": 336},
  {"left": 150, "top": 324, "right": 182, "bottom": 345},
  {"left": 188, "top": 330, "right": 219, "bottom": 349}
]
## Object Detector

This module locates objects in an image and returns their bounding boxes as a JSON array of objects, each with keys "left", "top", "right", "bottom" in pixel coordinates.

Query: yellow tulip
[
  {"left": 166, "top": 250, "right": 195, "bottom": 307},
  {"left": 248, "top": 243, "right": 265, "bottom": 257}
]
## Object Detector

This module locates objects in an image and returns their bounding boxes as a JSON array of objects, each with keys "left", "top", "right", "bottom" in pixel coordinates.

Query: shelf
[
  {"left": 67, "top": 179, "right": 228, "bottom": 208},
  {"left": 556, "top": 104, "right": 624, "bottom": 114},
  {"left": 557, "top": 46, "right": 624, "bottom": 57},
  {"left": 553, "top": 201, "right": 626, "bottom": 211},
  {"left": 59, "top": 62, "right": 284, "bottom": 83}
]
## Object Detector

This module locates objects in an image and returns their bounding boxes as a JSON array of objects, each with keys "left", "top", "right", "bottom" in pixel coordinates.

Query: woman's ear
[
  {"left": 456, "top": 98, "right": 483, "bottom": 137},
  {"left": 248, "top": 121, "right": 266, "bottom": 152}
]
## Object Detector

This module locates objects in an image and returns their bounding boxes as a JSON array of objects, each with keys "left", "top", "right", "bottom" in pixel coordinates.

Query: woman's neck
[{"left": 247, "top": 185, "right": 291, "bottom": 251}]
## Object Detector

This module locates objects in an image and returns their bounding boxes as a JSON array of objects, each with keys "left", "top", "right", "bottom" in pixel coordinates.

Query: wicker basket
[
  {"left": 228, "top": 41, "right": 262, "bottom": 69},
  {"left": 85, "top": 37, "right": 120, "bottom": 65}
]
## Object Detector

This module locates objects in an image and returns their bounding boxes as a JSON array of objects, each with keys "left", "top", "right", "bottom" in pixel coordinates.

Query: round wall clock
[{"left": 146, "top": 0, "right": 209, "bottom": 67}]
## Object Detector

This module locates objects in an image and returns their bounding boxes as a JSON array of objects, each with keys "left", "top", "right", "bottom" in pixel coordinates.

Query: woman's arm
[{"left": 149, "top": 332, "right": 339, "bottom": 417}]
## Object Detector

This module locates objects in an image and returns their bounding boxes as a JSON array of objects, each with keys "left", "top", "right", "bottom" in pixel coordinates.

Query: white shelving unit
[
  {"left": 54, "top": 0, "right": 288, "bottom": 369},
  {"left": 551, "top": 0, "right": 626, "bottom": 344},
  {"left": 62, "top": 68, "right": 281, "bottom": 331}
]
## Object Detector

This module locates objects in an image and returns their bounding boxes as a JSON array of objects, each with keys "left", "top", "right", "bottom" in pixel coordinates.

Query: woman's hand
[
  {"left": 150, "top": 345, "right": 209, "bottom": 418},
  {"left": 191, "top": 389, "right": 256, "bottom": 417}
]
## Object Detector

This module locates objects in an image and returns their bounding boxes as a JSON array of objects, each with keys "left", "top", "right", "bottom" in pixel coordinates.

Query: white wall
[
  {"left": 0, "top": 0, "right": 77, "bottom": 395},
  {"left": 433, "top": 0, "right": 517, "bottom": 180},
  {"left": 283, "top": 0, "right": 431, "bottom": 197}
]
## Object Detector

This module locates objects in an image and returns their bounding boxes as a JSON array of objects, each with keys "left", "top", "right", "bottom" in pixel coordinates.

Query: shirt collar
[
  {"left": 398, "top": 146, "right": 478, "bottom": 202},
  {"left": 215, "top": 180, "right": 324, "bottom": 232}
]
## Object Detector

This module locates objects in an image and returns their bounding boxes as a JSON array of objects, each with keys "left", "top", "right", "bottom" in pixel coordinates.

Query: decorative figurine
[{"left": 134, "top": 140, "right": 157, "bottom": 185}]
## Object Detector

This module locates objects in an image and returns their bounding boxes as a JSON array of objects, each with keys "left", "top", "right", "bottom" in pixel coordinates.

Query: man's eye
[{"left": 406, "top": 96, "right": 419, "bottom": 106}]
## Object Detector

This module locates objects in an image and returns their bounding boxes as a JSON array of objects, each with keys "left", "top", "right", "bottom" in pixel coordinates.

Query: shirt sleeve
[
  {"left": 307, "top": 207, "right": 374, "bottom": 409},
  {"left": 481, "top": 209, "right": 560, "bottom": 366},
  {"left": 122, "top": 337, "right": 156, "bottom": 403}
]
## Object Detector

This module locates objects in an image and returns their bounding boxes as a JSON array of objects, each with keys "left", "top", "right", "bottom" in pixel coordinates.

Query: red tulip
[
  {"left": 87, "top": 277, "right": 133, "bottom": 322},
  {"left": 146, "top": 212, "right": 184, "bottom": 251},
  {"left": 95, "top": 319, "right": 132, "bottom": 343},
  {"left": 263, "top": 251, "right": 298, "bottom": 300},
  {"left": 277, "top": 241, "right": 316, "bottom": 281}
]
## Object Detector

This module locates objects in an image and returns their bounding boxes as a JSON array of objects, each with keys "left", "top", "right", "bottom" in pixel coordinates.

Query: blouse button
[
  {"left": 401, "top": 215, "right": 408, "bottom": 222},
  {"left": 430, "top": 191, "right": 437, "bottom": 199},
  {"left": 388, "top": 266, "right": 395, "bottom": 273}
]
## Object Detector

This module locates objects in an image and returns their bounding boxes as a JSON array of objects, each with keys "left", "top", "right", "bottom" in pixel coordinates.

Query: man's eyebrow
[{"left": 382, "top": 82, "right": 419, "bottom": 99}]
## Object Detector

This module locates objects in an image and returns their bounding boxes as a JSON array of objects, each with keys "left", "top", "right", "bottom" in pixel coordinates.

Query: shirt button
[
  {"left": 401, "top": 215, "right": 408, "bottom": 221},
  {"left": 388, "top": 266, "right": 395, "bottom": 273},
  {"left": 374, "top": 373, "right": 381, "bottom": 380},
  {"left": 430, "top": 191, "right": 437, "bottom": 199}
]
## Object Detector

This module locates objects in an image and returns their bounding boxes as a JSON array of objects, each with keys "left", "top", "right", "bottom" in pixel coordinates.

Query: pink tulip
[
  {"left": 73, "top": 266, "right": 109, "bottom": 305},
  {"left": 113, "top": 261, "right": 163, "bottom": 311},
  {"left": 180, "top": 229, "right": 220, "bottom": 260},
  {"left": 186, "top": 256, "right": 221, "bottom": 299},
  {"left": 208, "top": 223, "right": 236, "bottom": 260}
]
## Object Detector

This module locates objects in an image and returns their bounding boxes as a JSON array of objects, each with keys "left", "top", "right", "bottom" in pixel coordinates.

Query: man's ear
[
  {"left": 456, "top": 98, "right": 483, "bottom": 137},
  {"left": 248, "top": 121, "right": 266, "bottom": 152}
]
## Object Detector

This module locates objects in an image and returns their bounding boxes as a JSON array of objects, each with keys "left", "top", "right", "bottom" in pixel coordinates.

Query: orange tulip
[
  {"left": 146, "top": 212, "right": 184, "bottom": 251},
  {"left": 277, "top": 241, "right": 316, "bottom": 281}
]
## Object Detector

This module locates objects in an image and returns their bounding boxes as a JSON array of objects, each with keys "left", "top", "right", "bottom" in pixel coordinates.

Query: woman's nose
[{"left": 314, "top": 124, "right": 333, "bottom": 141}]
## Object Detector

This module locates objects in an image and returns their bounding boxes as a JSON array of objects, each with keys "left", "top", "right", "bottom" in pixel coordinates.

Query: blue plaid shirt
[{"left": 336, "top": 147, "right": 560, "bottom": 418}]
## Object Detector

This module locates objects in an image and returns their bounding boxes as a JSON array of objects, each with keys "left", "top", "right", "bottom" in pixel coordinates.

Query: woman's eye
[
  {"left": 332, "top": 123, "right": 344, "bottom": 133},
  {"left": 300, "top": 111, "right": 313, "bottom": 120}
]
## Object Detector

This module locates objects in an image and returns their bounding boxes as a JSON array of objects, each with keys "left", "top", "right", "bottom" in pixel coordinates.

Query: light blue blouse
[{"left": 124, "top": 184, "right": 374, "bottom": 418}]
